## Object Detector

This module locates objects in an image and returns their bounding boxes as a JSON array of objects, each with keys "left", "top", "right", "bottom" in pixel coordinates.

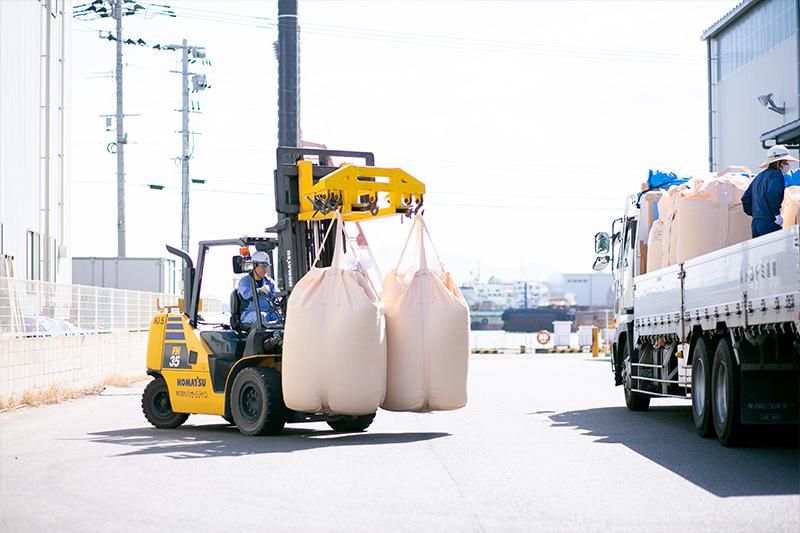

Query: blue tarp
[
  {"left": 646, "top": 170, "right": 690, "bottom": 191},
  {"left": 785, "top": 169, "right": 800, "bottom": 187}
]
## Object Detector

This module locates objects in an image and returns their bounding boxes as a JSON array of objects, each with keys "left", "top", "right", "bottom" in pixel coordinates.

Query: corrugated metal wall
[
  {"left": 0, "top": 1, "right": 70, "bottom": 282},
  {"left": 711, "top": 34, "right": 799, "bottom": 171}
]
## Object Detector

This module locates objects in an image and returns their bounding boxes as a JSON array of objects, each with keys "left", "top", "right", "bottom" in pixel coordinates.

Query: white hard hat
[
  {"left": 759, "top": 144, "right": 799, "bottom": 168},
  {"left": 251, "top": 251, "right": 270, "bottom": 266}
]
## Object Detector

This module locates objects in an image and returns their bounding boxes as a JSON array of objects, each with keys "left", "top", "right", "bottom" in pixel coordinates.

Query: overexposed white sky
[{"left": 70, "top": 0, "right": 740, "bottom": 297}]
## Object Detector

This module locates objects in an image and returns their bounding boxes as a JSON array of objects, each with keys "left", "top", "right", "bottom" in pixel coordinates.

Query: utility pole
[
  {"left": 181, "top": 39, "right": 190, "bottom": 253},
  {"left": 114, "top": 0, "right": 126, "bottom": 257},
  {"left": 75, "top": 1, "right": 182, "bottom": 258},
  {"left": 168, "top": 41, "right": 208, "bottom": 253},
  {"left": 277, "top": 0, "right": 299, "bottom": 153}
]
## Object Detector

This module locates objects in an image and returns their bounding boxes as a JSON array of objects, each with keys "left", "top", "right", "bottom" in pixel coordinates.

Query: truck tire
[
  {"left": 691, "top": 337, "right": 714, "bottom": 438},
  {"left": 326, "top": 413, "right": 376, "bottom": 432},
  {"left": 623, "top": 341, "right": 650, "bottom": 411},
  {"left": 230, "top": 367, "right": 287, "bottom": 436},
  {"left": 141, "top": 377, "right": 189, "bottom": 429},
  {"left": 712, "top": 338, "right": 743, "bottom": 446}
]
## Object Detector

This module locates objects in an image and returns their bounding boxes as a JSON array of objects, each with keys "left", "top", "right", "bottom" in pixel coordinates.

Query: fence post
[{"left": 76, "top": 285, "right": 81, "bottom": 330}]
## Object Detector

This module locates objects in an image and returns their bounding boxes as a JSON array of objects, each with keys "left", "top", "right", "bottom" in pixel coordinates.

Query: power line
[
  {"left": 432, "top": 202, "right": 620, "bottom": 212},
  {"left": 127, "top": 3, "right": 699, "bottom": 64}
]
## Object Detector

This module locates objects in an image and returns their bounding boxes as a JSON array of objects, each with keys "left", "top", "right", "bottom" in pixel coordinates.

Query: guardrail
[{"left": 0, "top": 277, "right": 221, "bottom": 339}]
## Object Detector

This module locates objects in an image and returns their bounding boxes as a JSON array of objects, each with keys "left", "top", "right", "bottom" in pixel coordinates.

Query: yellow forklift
[{"left": 141, "top": 147, "right": 425, "bottom": 435}]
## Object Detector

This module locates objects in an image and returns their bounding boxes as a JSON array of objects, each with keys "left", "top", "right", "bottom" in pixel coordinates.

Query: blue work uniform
[
  {"left": 742, "top": 167, "right": 785, "bottom": 238},
  {"left": 237, "top": 274, "right": 280, "bottom": 325}
]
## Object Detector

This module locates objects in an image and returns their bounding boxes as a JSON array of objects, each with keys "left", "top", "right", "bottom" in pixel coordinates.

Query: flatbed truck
[{"left": 594, "top": 195, "right": 799, "bottom": 446}]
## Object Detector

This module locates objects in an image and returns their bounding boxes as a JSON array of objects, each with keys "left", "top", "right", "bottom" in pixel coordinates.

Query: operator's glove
[
  {"left": 257, "top": 284, "right": 272, "bottom": 296},
  {"left": 775, "top": 214, "right": 784, "bottom": 226}
]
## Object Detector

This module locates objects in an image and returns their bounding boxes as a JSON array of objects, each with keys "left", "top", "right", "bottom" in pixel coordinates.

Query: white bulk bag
[
  {"left": 658, "top": 185, "right": 684, "bottom": 268},
  {"left": 638, "top": 191, "right": 663, "bottom": 274},
  {"left": 282, "top": 212, "right": 387, "bottom": 415},
  {"left": 674, "top": 176, "right": 750, "bottom": 263},
  {"left": 381, "top": 215, "right": 469, "bottom": 412},
  {"left": 782, "top": 186, "right": 800, "bottom": 229},
  {"left": 646, "top": 219, "right": 665, "bottom": 272}
]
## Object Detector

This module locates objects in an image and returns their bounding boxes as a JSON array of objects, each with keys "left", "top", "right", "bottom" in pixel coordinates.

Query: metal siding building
[
  {"left": 703, "top": 0, "right": 800, "bottom": 171},
  {"left": 558, "top": 273, "right": 613, "bottom": 308},
  {"left": 0, "top": 1, "right": 71, "bottom": 281}
]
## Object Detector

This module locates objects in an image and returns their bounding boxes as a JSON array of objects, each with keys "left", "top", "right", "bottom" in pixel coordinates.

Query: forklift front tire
[
  {"left": 142, "top": 377, "right": 189, "bottom": 429},
  {"left": 230, "top": 367, "right": 287, "bottom": 436}
]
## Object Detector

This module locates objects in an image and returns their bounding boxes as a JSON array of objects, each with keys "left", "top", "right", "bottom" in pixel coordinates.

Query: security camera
[{"left": 757, "top": 93, "right": 785, "bottom": 114}]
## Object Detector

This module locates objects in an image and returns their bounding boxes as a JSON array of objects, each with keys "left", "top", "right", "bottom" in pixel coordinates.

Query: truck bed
[{"left": 635, "top": 226, "right": 800, "bottom": 339}]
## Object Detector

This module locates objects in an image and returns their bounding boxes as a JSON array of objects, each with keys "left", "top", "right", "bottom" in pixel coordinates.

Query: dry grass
[{"left": 0, "top": 374, "right": 147, "bottom": 412}]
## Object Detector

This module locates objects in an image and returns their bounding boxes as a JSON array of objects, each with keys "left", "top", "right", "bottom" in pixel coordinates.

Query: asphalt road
[{"left": 1, "top": 354, "right": 798, "bottom": 533}]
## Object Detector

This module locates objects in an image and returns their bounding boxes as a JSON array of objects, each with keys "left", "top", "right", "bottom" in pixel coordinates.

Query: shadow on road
[
  {"left": 549, "top": 406, "right": 800, "bottom": 498},
  {"left": 85, "top": 424, "right": 449, "bottom": 460}
]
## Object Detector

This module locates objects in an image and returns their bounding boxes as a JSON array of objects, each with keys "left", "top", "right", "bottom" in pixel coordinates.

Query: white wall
[
  {"left": 0, "top": 331, "right": 147, "bottom": 398},
  {"left": 0, "top": 0, "right": 71, "bottom": 283},
  {"left": 711, "top": 34, "right": 799, "bottom": 171}
]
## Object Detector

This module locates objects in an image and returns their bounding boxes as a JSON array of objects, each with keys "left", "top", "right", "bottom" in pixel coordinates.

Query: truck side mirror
[
  {"left": 592, "top": 256, "right": 610, "bottom": 271},
  {"left": 594, "top": 232, "right": 610, "bottom": 255}
]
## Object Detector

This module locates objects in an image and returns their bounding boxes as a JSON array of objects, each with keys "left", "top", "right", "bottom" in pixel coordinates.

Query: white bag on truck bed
[
  {"left": 673, "top": 175, "right": 750, "bottom": 263},
  {"left": 282, "top": 212, "right": 386, "bottom": 415},
  {"left": 656, "top": 186, "right": 683, "bottom": 268},
  {"left": 646, "top": 219, "right": 666, "bottom": 272},
  {"left": 381, "top": 215, "right": 469, "bottom": 412},
  {"left": 782, "top": 186, "right": 800, "bottom": 229}
]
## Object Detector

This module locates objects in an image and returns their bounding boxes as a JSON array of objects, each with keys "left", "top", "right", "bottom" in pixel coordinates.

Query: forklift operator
[{"left": 237, "top": 251, "right": 280, "bottom": 325}]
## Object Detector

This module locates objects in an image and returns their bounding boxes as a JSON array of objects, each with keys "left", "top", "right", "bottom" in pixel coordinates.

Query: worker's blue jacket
[
  {"left": 237, "top": 274, "right": 280, "bottom": 324},
  {"left": 742, "top": 167, "right": 785, "bottom": 238}
]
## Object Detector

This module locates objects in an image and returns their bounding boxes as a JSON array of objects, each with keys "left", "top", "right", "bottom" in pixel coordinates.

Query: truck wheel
[
  {"left": 326, "top": 413, "right": 376, "bottom": 432},
  {"left": 141, "top": 377, "right": 189, "bottom": 429},
  {"left": 230, "top": 367, "right": 287, "bottom": 436},
  {"left": 691, "top": 337, "right": 714, "bottom": 438},
  {"left": 712, "top": 338, "right": 743, "bottom": 446},
  {"left": 623, "top": 341, "right": 650, "bottom": 411}
]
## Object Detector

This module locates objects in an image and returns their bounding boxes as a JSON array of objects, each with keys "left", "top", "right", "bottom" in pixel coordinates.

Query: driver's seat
[{"left": 229, "top": 289, "right": 251, "bottom": 332}]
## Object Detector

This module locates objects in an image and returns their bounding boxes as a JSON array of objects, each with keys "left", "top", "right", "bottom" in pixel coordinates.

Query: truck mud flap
[{"left": 740, "top": 369, "right": 800, "bottom": 424}]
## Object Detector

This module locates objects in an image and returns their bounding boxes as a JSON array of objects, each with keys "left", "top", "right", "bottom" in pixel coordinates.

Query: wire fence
[{"left": 0, "top": 277, "right": 222, "bottom": 339}]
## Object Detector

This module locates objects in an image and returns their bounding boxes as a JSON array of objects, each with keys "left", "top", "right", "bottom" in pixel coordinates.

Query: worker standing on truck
[
  {"left": 238, "top": 251, "right": 280, "bottom": 325},
  {"left": 742, "top": 144, "right": 798, "bottom": 238}
]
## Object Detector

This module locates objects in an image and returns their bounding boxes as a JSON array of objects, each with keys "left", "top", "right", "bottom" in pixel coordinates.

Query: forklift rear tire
[
  {"left": 326, "top": 413, "right": 376, "bottom": 432},
  {"left": 142, "top": 377, "right": 189, "bottom": 429},
  {"left": 230, "top": 367, "right": 287, "bottom": 436}
]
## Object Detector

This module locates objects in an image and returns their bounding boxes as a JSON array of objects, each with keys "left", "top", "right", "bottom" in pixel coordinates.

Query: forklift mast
[{"left": 270, "top": 147, "right": 368, "bottom": 292}]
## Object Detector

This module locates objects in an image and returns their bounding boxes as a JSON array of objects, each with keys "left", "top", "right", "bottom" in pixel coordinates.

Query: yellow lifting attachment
[{"left": 295, "top": 160, "right": 425, "bottom": 222}]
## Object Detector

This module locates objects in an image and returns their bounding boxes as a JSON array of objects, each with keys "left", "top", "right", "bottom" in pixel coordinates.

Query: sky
[{"left": 70, "top": 0, "right": 741, "bottom": 299}]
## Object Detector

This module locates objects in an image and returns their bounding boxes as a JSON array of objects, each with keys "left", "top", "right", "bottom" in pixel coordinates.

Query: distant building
[
  {"left": 0, "top": 2, "right": 71, "bottom": 281},
  {"left": 702, "top": 0, "right": 800, "bottom": 172},
  {"left": 549, "top": 273, "right": 613, "bottom": 308},
  {"left": 72, "top": 257, "right": 177, "bottom": 294}
]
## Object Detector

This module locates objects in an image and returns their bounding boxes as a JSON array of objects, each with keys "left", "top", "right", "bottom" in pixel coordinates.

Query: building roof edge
[{"left": 701, "top": 0, "right": 761, "bottom": 41}]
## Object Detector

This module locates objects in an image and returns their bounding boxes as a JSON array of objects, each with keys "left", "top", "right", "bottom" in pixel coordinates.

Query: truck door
[{"left": 618, "top": 218, "right": 636, "bottom": 312}]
